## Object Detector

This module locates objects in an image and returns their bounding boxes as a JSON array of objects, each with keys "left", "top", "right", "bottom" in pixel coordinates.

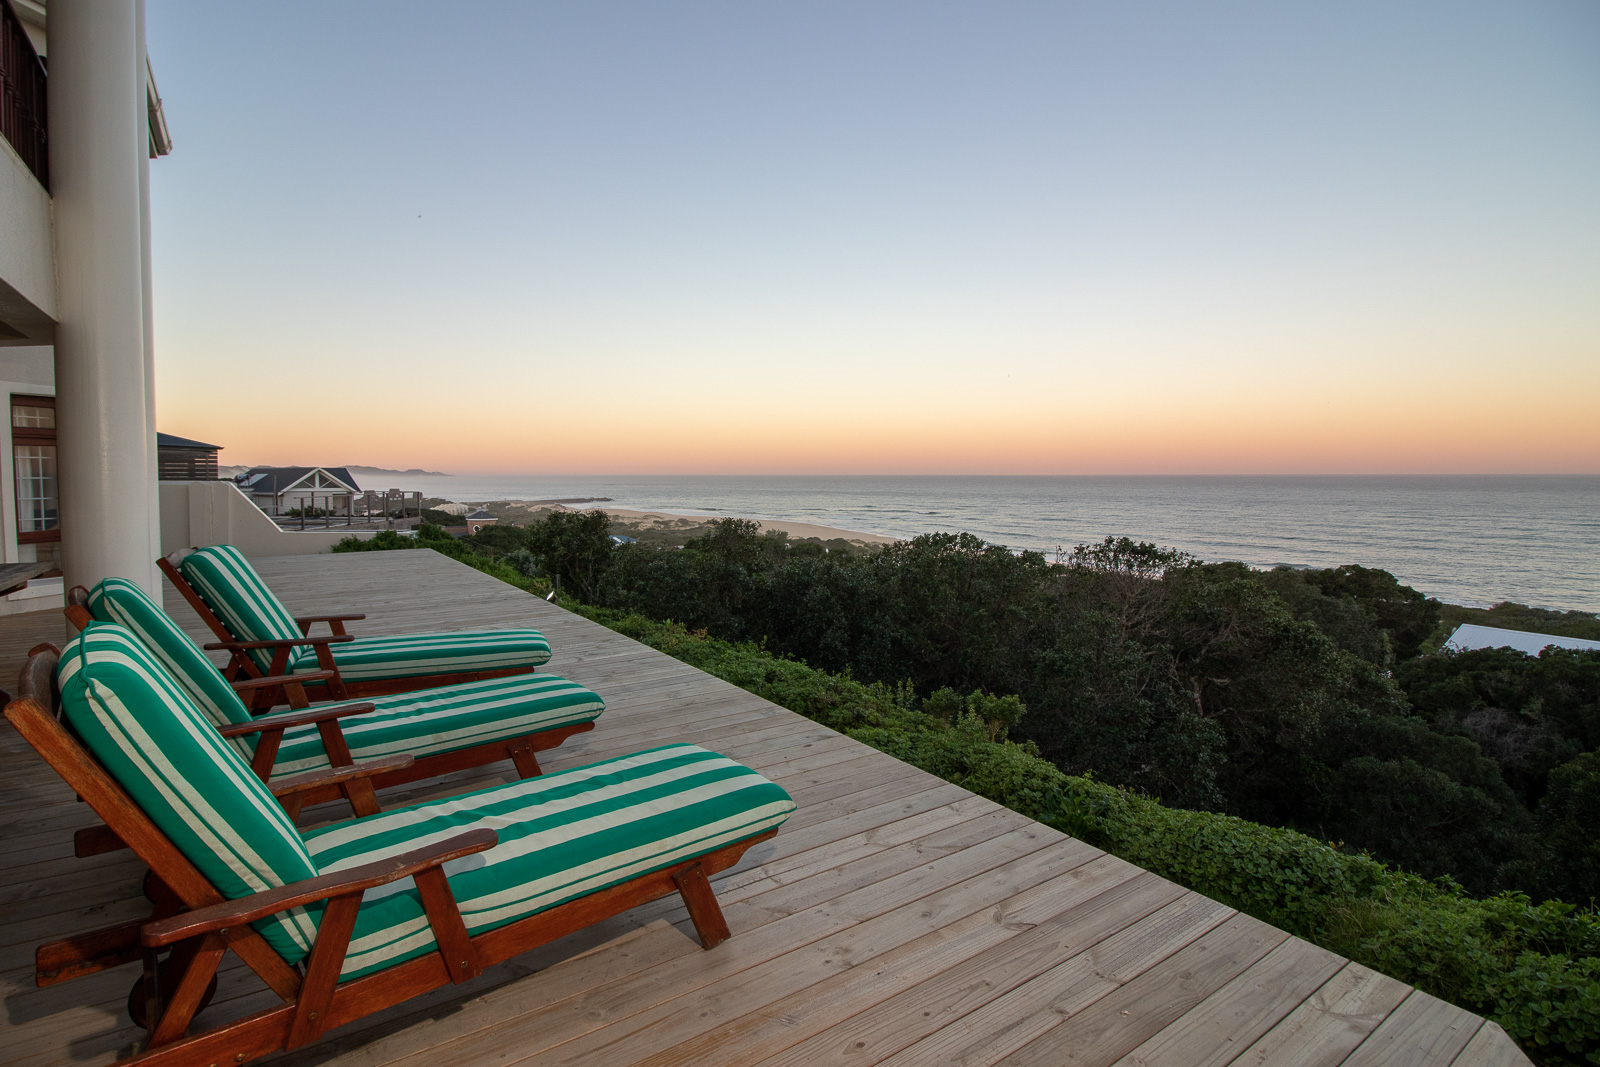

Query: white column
[
  {"left": 49, "top": 2, "right": 159, "bottom": 596},
  {"left": 137, "top": 0, "right": 162, "bottom": 591}
]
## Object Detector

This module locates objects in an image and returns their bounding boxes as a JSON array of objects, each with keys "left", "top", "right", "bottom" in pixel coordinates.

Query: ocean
[{"left": 386, "top": 474, "right": 1599, "bottom": 613}]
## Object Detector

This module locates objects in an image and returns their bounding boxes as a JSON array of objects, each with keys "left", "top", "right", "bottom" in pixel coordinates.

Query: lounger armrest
[
  {"left": 203, "top": 634, "right": 355, "bottom": 651},
  {"left": 268, "top": 754, "right": 413, "bottom": 800},
  {"left": 229, "top": 669, "right": 339, "bottom": 692},
  {"left": 216, "top": 702, "right": 377, "bottom": 736},
  {"left": 139, "top": 828, "right": 498, "bottom": 947}
]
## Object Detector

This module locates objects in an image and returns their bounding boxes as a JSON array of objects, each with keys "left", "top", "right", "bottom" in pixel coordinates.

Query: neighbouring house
[
  {"left": 156, "top": 432, "right": 221, "bottom": 480},
  {"left": 465, "top": 508, "right": 497, "bottom": 534},
  {"left": 1444, "top": 623, "right": 1600, "bottom": 655},
  {"left": 0, "top": 0, "right": 174, "bottom": 612},
  {"left": 235, "top": 466, "right": 360, "bottom": 517}
]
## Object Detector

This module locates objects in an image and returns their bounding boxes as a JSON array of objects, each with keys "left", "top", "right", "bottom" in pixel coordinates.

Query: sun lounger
[
  {"left": 161, "top": 545, "right": 553, "bottom": 705},
  {"left": 70, "top": 578, "right": 603, "bottom": 814},
  {"left": 7, "top": 628, "right": 793, "bottom": 1065}
]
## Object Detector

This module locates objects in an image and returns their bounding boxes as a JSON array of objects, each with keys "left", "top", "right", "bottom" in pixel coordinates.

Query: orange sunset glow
[{"left": 144, "top": 4, "right": 1598, "bottom": 477}]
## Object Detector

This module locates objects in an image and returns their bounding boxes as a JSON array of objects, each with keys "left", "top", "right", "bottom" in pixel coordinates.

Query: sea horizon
[{"left": 338, "top": 472, "right": 1599, "bottom": 615}]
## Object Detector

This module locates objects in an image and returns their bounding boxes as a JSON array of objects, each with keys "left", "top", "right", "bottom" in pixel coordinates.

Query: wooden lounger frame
[
  {"left": 6, "top": 644, "right": 775, "bottom": 1067},
  {"left": 157, "top": 549, "right": 534, "bottom": 709},
  {"left": 65, "top": 587, "right": 593, "bottom": 814}
]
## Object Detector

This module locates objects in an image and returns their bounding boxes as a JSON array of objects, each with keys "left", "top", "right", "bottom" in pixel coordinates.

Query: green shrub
[
  {"left": 333, "top": 524, "right": 551, "bottom": 597},
  {"left": 577, "top": 605, "right": 1600, "bottom": 1065}
]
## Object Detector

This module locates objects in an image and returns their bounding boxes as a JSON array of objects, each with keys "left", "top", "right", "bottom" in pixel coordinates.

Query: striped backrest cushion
[
  {"left": 56, "top": 624, "right": 319, "bottom": 966},
  {"left": 86, "top": 578, "right": 256, "bottom": 753},
  {"left": 179, "top": 546, "right": 302, "bottom": 674}
]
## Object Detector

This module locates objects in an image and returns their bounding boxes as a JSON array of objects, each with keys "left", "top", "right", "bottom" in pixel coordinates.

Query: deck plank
[
  {"left": 1449, "top": 1021, "right": 1533, "bottom": 1067},
  {"left": 0, "top": 548, "right": 1532, "bottom": 1067},
  {"left": 752, "top": 866, "right": 1183, "bottom": 1066},
  {"left": 876, "top": 891, "right": 1238, "bottom": 1067},
  {"left": 1231, "top": 961, "right": 1412, "bottom": 1067},
  {"left": 1341, "top": 988, "right": 1485, "bottom": 1067},
  {"left": 1110, "top": 935, "right": 1346, "bottom": 1067}
]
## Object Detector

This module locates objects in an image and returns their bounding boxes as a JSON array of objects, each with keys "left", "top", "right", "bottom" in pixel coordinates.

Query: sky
[{"left": 145, "top": 1, "right": 1600, "bottom": 475}]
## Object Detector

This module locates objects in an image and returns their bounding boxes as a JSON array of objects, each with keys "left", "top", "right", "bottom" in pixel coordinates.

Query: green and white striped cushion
[
  {"left": 304, "top": 744, "right": 795, "bottom": 979},
  {"left": 86, "top": 577, "right": 258, "bottom": 759},
  {"left": 86, "top": 577, "right": 603, "bottom": 778},
  {"left": 291, "top": 629, "right": 552, "bottom": 682},
  {"left": 181, "top": 545, "right": 553, "bottom": 680},
  {"left": 178, "top": 546, "right": 305, "bottom": 675},
  {"left": 265, "top": 674, "right": 604, "bottom": 777},
  {"left": 56, "top": 625, "right": 320, "bottom": 965}
]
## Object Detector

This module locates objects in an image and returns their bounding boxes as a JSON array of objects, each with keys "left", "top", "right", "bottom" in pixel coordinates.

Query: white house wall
[{"left": 0, "top": 135, "right": 57, "bottom": 345}]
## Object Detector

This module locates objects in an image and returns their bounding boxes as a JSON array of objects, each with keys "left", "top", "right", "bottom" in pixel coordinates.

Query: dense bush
[
  {"left": 580, "top": 607, "right": 1600, "bottom": 1066},
  {"left": 578, "top": 522, "right": 1543, "bottom": 894},
  {"left": 332, "top": 525, "right": 551, "bottom": 596},
  {"left": 1395, "top": 647, "right": 1600, "bottom": 904}
]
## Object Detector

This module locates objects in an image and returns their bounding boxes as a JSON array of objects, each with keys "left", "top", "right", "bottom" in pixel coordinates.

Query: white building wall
[{"left": 0, "top": 135, "right": 56, "bottom": 341}]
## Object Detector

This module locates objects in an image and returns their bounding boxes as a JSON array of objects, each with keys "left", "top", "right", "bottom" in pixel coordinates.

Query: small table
[{"left": 0, "top": 561, "right": 56, "bottom": 597}]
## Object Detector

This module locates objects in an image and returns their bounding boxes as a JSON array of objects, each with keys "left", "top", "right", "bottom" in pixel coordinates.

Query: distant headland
[
  {"left": 341, "top": 465, "right": 452, "bottom": 479},
  {"left": 216, "top": 463, "right": 452, "bottom": 480}
]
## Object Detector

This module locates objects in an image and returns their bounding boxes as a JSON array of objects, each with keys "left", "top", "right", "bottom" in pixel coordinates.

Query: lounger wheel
[{"left": 127, "top": 971, "right": 218, "bottom": 1031}]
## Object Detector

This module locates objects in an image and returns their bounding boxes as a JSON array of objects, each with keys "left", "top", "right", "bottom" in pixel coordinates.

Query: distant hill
[
  {"left": 341, "top": 465, "right": 451, "bottom": 479},
  {"left": 216, "top": 464, "right": 451, "bottom": 481}
]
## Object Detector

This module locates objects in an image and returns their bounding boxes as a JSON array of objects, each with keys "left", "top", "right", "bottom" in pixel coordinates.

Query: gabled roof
[
  {"left": 1444, "top": 623, "right": 1600, "bottom": 655},
  {"left": 156, "top": 432, "right": 222, "bottom": 451},
  {"left": 236, "top": 466, "right": 361, "bottom": 494}
]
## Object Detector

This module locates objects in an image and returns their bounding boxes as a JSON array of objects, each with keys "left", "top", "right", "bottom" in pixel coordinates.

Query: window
[{"left": 12, "top": 394, "right": 59, "bottom": 543}]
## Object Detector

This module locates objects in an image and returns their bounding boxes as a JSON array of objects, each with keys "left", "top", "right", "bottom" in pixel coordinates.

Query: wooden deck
[{"left": 0, "top": 550, "right": 1531, "bottom": 1067}]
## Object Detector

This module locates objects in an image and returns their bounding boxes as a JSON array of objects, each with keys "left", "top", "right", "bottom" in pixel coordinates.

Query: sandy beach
[
  {"left": 470, "top": 499, "right": 899, "bottom": 548},
  {"left": 601, "top": 507, "right": 899, "bottom": 546}
]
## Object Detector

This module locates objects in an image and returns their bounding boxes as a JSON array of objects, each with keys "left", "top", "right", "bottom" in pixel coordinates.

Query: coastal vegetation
[{"left": 336, "top": 516, "right": 1600, "bottom": 1064}]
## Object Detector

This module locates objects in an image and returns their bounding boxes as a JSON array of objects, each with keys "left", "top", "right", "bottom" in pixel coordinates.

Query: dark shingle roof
[
  {"left": 157, "top": 432, "right": 223, "bottom": 450},
  {"left": 236, "top": 466, "right": 361, "bottom": 493}
]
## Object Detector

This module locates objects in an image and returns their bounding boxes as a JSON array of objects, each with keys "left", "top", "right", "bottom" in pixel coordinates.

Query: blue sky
[{"left": 146, "top": 1, "right": 1600, "bottom": 473}]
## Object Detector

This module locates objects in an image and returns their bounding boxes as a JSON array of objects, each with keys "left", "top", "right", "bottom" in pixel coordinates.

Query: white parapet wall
[
  {"left": 160, "top": 480, "right": 381, "bottom": 557},
  {"left": 2, "top": 481, "right": 377, "bottom": 615}
]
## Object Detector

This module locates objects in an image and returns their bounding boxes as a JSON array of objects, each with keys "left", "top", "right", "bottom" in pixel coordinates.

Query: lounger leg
[
  {"left": 286, "top": 893, "right": 362, "bottom": 1049},
  {"left": 135, "top": 949, "right": 162, "bottom": 1034},
  {"left": 672, "top": 862, "right": 732, "bottom": 950},
  {"left": 148, "top": 933, "right": 227, "bottom": 1048},
  {"left": 340, "top": 777, "right": 383, "bottom": 818},
  {"left": 415, "top": 867, "right": 481, "bottom": 983},
  {"left": 130, "top": 935, "right": 222, "bottom": 1037},
  {"left": 508, "top": 740, "right": 542, "bottom": 779}
]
